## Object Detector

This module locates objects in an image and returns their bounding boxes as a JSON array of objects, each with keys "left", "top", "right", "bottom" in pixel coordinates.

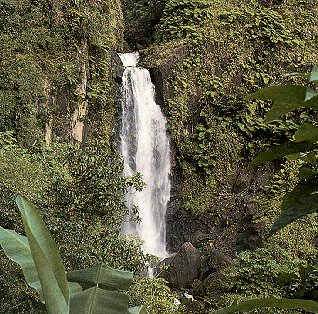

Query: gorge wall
[
  {"left": 130, "top": 0, "right": 318, "bottom": 256},
  {"left": 0, "top": 0, "right": 124, "bottom": 147},
  {"left": 1, "top": 0, "right": 318, "bottom": 312}
]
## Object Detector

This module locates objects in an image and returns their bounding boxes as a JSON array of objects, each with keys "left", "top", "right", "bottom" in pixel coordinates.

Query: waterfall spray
[{"left": 119, "top": 52, "right": 171, "bottom": 259}]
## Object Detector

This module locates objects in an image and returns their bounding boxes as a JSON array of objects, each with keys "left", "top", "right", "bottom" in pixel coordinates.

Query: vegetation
[
  {"left": 128, "top": 278, "right": 183, "bottom": 314},
  {"left": 0, "top": 195, "right": 146, "bottom": 313},
  {"left": 208, "top": 63, "right": 318, "bottom": 314},
  {"left": 138, "top": 1, "right": 318, "bottom": 312},
  {"left": 215, "top": 64, "right": 318, "bottom": 313},
  {"left": 0, "top": 0, "right": 145, "bottom": 312},
  {"left": 1, "top": 0, "right": 318, "bottom": 313},
  {"left": 248, "top": 65, "right": 318, "bottom": 233},
  {"left": 142, "top": 0, "right": 317, "bottom": 214}
]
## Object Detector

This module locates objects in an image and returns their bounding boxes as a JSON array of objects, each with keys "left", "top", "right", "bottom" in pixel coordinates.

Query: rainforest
[{"left": 0, "top": 0, "right": 318, "bottom": 313}]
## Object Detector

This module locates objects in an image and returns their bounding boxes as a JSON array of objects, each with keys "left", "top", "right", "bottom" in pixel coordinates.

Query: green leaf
[
  {"left": 294, "top": 123, "right": 318, "bottom": 143},
  {"left": 305, "top": 88, "right": 318, "bottom": 102},
  {"left": 0, "top": 228, "right": 39, "bottom": 290},
  {"left": 128, "top": 306, "right": 148, "bottom": 314},
  {"left": 69, "top": 287, "right": 130, "bottom": 314},
  {"left": 67, "top": 264, "right": 133, "bottom": 291},
  {"left": 301, "top": 151, "right": 317, "bottom": 165},
  {"left": 309, "top": 64, "right": 318, "bottom": 82},
  {"left": 0, "top": 228, "right": 82, "bottom": 304},
  {"left": 69, "top": 281, "right": 83, "bottom": 296},
  {"left": 264, "top": 98, "right": 316, "bottom": 122},
  {"left": 37, "top": 281, "right": 82, "bottom": 304},
  {"left": 16, "top": 195, "right": 69, "bottom": 314},
  {"left": 248, "top": 141, "right": 318, "bottom": 169},
  {"left": 270, "top": 176, "right": 318, "bottom": 234},
  {"left": 248, "top": 85, "right": 317, "bottom": 104},
  {"left": 268, "top": 95, "right": 318, "bottom": 121},
  {"left": 213, "top": 298, "right": 318, "bottom": 313},
  {"left": 248, "top": 85, "right": 318, "bottom": 121}
]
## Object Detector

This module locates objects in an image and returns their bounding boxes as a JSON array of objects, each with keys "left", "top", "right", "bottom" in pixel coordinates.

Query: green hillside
[{"left": 0, "top": 0, "right": 318, "bottom": 313}]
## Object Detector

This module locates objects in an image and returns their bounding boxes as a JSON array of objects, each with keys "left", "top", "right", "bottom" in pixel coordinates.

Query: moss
[
  {"left": 0, "top": 1, "right": 131, "bottom": 311},
  {"left": 0, "top": 0, "right": 124, "bottom": 146},
  {"left": 141, "top": 0, "right": 318, "bottom": 216}
]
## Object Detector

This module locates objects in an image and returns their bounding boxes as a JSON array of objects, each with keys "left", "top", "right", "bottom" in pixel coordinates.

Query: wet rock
[
  {"left": 200, "top": 249, "right": 233, "bottom": 280},
  {"left": 111, "top": 51, "right": 124, "bottom": 84},
  {"left": 160, "top": 242, "right": 201, "bottom": 289},
  {"left": 149, "top": 68, "right": 164, "bottom": 109}
]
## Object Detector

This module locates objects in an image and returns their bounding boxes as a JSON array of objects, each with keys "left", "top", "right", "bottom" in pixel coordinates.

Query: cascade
[{"left": 119, "top": 52, "right": 171, "bottom": 259}]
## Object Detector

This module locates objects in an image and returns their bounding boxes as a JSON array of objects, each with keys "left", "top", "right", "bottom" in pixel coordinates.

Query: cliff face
[
  {"left": 0, "top": 1, "right": 129, "bottom": 312},
  {"left": 0, "top": 0, "right": 124, "bottom": 147},
  {"left": 120, "top": 3, "right": 318, "bottom": 310},
  {"left": 125, "top": 0, "right": 318, "bottom": 254}
]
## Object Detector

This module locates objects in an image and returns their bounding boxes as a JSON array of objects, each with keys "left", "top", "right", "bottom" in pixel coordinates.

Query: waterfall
[{"left": 119, "top": 52, "right": 171, "bottom": 259}]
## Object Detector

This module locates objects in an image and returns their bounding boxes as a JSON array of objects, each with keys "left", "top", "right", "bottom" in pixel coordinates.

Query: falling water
[{"left": 119, "top": 52, "right": 171, "bottom": 259}]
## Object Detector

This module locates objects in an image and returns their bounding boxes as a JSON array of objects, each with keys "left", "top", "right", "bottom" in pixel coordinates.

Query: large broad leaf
[
  {"left": 0, "top": 228, "right": 39, "bottom": 290},
  {"left": 248, "top": 85, "right": 318, "bottom": 121},
  {"left": 264, "top": 96, "right": 318, "bottom": 122},
  {"left": 0, "top": 227, "right": 82, "bottom": 304},
  {"left": 128, "top": 306, "right": 148, "bottom": 314},
  {"left": 70, "top": 287, "right": 130, "bottom": 314},
  {"left": 69, "top": 281, "right": 83, "bottom": 296},
  {"left": 16, "top": 195, "right": 69, "bottom": 314},
  {"left": 67, "top": 264, "right": 133, "bottom": 291},
  {"left": 248, "top": 85, "right": 313, "bottom": 103},
  {"left": 248, "top": 141, "right": 318, "bottom": 170},
  {"left": 294, "top": 123, "right": 318, "bottom": 143},
  {"left": 270, "top": 176, "right": 318, "bottom": 235},
  {"left": 213, "top": 298, "right": 318, "bottom": 313}
]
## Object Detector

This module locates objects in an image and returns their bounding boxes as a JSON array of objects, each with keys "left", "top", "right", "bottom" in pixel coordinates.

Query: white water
[{"left": 119, "top": 52, "right": 171, "bottom": 259}]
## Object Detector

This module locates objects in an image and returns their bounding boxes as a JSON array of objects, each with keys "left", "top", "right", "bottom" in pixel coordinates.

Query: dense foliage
[
  {"left": 0, "top": 0, "right": 123, "bottom": 145},
  {"left": 129, "top": 278, "right": 183, "bottom": 314},
  {"left": 134, "top": 0, "right": 318, "bottom": 312},
  {"left": 0, "top": 195, "right": 146, "bottom": 314},
  {"left": 121, "top": 0, "right": 166, "bottom": 47},
  {"left": 1, "top": 0, "right": 318, "bottom": 313},
  {"left": 0, "top": 0, "right": 148, "bottom": 312}
]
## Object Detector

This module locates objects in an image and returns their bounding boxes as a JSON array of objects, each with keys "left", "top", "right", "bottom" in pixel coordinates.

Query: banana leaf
[
  {"left": 16, "top": 195, "right": 70, "bottom": 314},
  {"left": 70, "top": 287, "right": 130, "bottom": 314},
  {"left": 67, "top": 264, "right": 133, "bottom": 291}
]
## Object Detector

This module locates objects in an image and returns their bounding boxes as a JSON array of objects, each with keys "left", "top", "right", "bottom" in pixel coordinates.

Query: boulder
[
  {"left": 207, "top": 250, "right": 233, "bottom": 271},
  {"left": 200, "top": 249, "right": 233, "bottom": 280},
  {"left": 160, "top": 242, "right": 201, "bottom": 289}
]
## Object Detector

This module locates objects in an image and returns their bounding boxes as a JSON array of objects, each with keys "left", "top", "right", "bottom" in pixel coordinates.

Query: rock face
[
  {"left": 161, "top": 242, "right": 201, "bottom": 289},
  {"left": 166, "top": 167, "right": 267, "bottom": 256},
  {"left": 200, "top": 249, "right": 233, "bottom": 279},
  {"left": 112, "top": 51, "right": 124, "bottom": 84}
]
